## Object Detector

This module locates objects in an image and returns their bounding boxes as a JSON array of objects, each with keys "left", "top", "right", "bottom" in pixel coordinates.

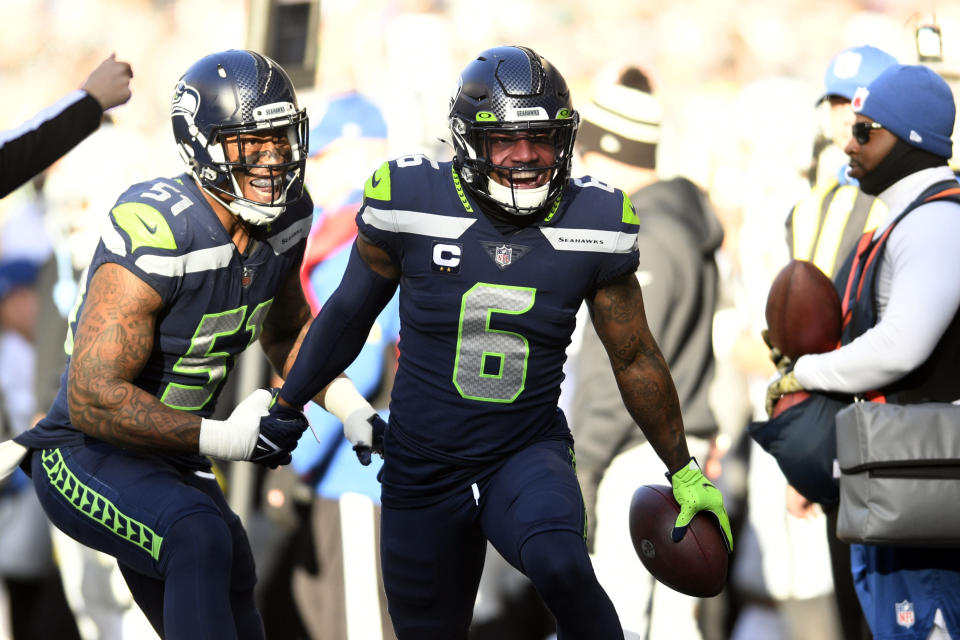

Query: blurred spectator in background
[
  {"left": 0, "top": 53, "right": 132, "bottom": 199},
  {"left": 282, "top": 92, "right": 398, "bottom": 640},
  {"left": 569, "top": 65, "right": 724, "bottom": 640},
  {"left": 709, "top": 74, "right": 843, "bottom": 640},
  {"left": 788, "top": 44, "right": 896, "bottom": 278},
  {"left": 769, "top": 63, "right": 960, "bottom": 640},
  {"left": 0, "top": 257, "right": 81, "bottom": 640},
  {"left": 781, "top": 43, "right": 898, "bottom": 640}
]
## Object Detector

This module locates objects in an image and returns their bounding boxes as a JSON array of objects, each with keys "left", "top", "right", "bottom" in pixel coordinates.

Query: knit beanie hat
[
  {"left": 577, "top": 67, "right": 661, "bottom": 169},
  {"left": 817, "top": 45, "right": 897, "bottom": 104},
  {"left": 852, "top": 64, "right": 955, "bottom": 158}
]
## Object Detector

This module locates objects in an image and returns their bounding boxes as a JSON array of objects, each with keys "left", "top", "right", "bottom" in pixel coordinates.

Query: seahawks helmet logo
[{"left": 171, "top": 81, "right": 200, "bottom": 121}]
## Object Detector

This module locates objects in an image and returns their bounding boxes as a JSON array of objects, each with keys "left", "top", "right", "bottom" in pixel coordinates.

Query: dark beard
[{"left": 858, "top": 139, "right": 947, "bottom": 196}]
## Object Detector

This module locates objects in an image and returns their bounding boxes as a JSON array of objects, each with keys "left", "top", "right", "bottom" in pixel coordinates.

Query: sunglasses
[{"left": 852, "top": 121, "right": 884, "bottom": 145}]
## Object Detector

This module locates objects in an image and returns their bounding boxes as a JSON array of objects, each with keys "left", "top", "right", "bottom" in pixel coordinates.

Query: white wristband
[
  {"left": 324, "top": 378, "right": 371, "bottom": 422},
  {"left": 199, "top": 418, "right": 258, "bottom": 461},
  {"left": 325, "top": 377, "right": 375, "bottom": 446}
]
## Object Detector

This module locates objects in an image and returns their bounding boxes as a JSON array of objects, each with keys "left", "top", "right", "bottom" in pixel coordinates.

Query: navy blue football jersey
[
  {"left": 357, "top": 156, "right": 639, "bottom": 468},
  {"left": 21, "top": 174, "right": 312, "bottom": 467}
]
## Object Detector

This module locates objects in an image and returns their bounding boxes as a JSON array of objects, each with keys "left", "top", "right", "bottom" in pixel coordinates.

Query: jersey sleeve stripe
[
  {"left": 102, "top": 215, "right": 130, "bottom": 258},
  {"left": 539, "top": 227, "right": 638, "bottom": 253},
  {"left": 360, "top": 205, "right": 477, "bottom": 239},
  {"left": 133, "top": 244, "right": 235, "bottom": 276}
]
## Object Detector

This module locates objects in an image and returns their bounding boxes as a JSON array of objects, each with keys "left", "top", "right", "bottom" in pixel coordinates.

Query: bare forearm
[
  {"left": 262, "top": 316, "right": 309, "bottom": 379},
  {"left": 591, "top": 272, "right": 690, "bottom": 473},
  {"left": 614, "top": 352, "right": 690, "bottom": 472},
  {"left": 260, "top": 266, "right": 314, "bottom": 380}
]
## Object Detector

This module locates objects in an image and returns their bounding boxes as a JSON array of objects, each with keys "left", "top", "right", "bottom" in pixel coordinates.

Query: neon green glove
[
  {"left": 765, "top": 370, "right": 804, "bottom": 417},
  {"left": 668, "top": 458, "right": 733, "bottom": 552}
]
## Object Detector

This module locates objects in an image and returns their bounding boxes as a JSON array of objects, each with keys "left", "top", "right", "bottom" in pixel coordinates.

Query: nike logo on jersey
[
  {"left": 371, "top": 173, "right": 381, "bottom": 188},
  {"left": 111, "top": 202, "right": 177, "bottom": 253},
  {"left": 479, "top": 241, "right": 532, "bottom": 270},
  {"left": 431, "top": 242, "right": 462, "bottom": 273},
  {"left": 137, "top": 214, "right": 158, "bottom": 234}
]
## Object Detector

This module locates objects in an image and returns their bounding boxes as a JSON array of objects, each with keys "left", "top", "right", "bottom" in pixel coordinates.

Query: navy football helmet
[
  {"left": 448, "top": 46, "right": 578, "bottom": 219},
  {"left": 171, "top": 50, "right": 308, "bottom": 225}
]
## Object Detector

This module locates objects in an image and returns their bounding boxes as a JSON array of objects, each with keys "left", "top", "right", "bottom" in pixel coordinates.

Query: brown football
[
  {"left": 765, "top": 260, "right": 842, "bottom": 360},
  {"left": 628, "top": 484, "right": 728, "bottom": 597}
]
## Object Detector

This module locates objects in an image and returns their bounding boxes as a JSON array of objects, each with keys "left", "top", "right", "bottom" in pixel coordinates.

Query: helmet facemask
[
  {"left": 179, "top": 108, "right": 308, "bottom": 226},
  {"left": 452, "top": 116, "right": 578, "bottom": 218},
  {"left": 207, "top": 117, "right": 307, "bottom": 225}
]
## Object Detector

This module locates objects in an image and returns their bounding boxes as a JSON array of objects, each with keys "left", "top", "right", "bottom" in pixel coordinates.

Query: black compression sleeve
[
  {"left": 0, "top": 91, "right": 102, "bottom": 198},
  {"left": 280, "top": 243, "right": 398, "bottom": 407}
]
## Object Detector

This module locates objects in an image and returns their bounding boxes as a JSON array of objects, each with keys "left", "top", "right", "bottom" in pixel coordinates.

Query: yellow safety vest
[{"left": 788, "top": 178, "right": 887, "bottom": 278}]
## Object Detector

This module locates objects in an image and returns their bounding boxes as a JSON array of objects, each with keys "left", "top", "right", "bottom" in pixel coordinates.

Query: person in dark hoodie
[{"left": 569, "top": 65, "right": 724, "bottom": 639}]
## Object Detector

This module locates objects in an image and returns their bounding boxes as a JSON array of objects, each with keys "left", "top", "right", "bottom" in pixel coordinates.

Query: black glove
[
  {"left": 251, "top": 389, "right": 309, "bottom": 468},
  {"left": 353, "top": 413, "right": 386, "bottom": 466}
]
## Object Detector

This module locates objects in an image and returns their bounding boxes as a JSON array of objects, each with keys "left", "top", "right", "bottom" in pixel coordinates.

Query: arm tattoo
[
  {"left": 68, "top": 264, "right": 199, "bottom": 452},
  {"left": 590, "top": 274, "right": 690, "bottom": 470}
]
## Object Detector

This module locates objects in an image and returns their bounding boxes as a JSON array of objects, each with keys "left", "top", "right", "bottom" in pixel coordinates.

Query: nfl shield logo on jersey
[
  {"left": 495, "top": 245, "right": 512, "bottom": 267},
  {"left": 480, "top": 241, "right": 530, "bottom": 270},
  {"left": 896, "top": 600, "right": 915, "bottom": 628}
]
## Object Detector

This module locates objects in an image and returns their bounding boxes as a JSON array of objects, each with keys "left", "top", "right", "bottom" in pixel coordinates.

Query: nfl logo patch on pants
[{"left": 896, "top": 600, "right": 915, "bottom": 628}]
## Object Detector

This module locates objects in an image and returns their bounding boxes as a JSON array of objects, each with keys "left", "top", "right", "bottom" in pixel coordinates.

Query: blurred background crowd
[{"left": 2, "top": 0, "right": 960, "bottom": 639}]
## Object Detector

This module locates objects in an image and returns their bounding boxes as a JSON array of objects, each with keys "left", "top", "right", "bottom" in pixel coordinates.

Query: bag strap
[{"left": 839, "top": 182, "right": 960, "bottom": 404}]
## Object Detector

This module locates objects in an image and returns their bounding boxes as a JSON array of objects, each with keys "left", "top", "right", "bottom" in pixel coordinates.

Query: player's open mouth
[
  {"left": 510, "top": 170, "right": 549, "bottom": 188},
  {"left": 249, "top": 176, "right": 282, "bottom": 199}
]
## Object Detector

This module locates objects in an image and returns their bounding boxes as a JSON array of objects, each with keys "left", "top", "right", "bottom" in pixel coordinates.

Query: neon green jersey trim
[
  {"left": 365, "top": 162, "right": 391, "bottom": 201},
  {"left": 622, "top": 194, "right": 640, "bottom": 225},
  {"left": 542, "top": 196, "right": 562, "bottom": 223},
  {"left": 112, "top": 202, "right": 177, "bottom": 252},
  {"left": 41, "top": 448, "right": 164, "bottom": 561},
  {"left": 451, "top": 166, "right": 474, "bottom": 213}
]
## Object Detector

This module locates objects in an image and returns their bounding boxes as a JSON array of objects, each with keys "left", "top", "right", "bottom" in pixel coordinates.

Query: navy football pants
[
  {"left": 380, "top": 438, "right": 623, "bottom": 639},
  {"left": 30, "top": 444, "right": 263, "bottom": 640}
]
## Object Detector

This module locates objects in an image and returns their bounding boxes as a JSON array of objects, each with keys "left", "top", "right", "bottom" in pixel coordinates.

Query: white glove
[{"left": 199, "top": 388, "right": 273, "bottom": 460}]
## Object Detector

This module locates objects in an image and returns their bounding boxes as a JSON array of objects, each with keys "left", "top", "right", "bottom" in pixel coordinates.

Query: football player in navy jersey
[
  {"left": 4, "top": 50, "right": 382, "bottom": 640},
  {"left": 274, "top": 46, "right": 734, "bottom": 639}
]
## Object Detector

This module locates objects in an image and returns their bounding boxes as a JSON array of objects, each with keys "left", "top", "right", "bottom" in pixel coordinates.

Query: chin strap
[
  {"left": 199, "top": 182, "right": 285, "bottom": 226},
  {"left": 486, "top": 177, "right": 549, "bottom": 213}
]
